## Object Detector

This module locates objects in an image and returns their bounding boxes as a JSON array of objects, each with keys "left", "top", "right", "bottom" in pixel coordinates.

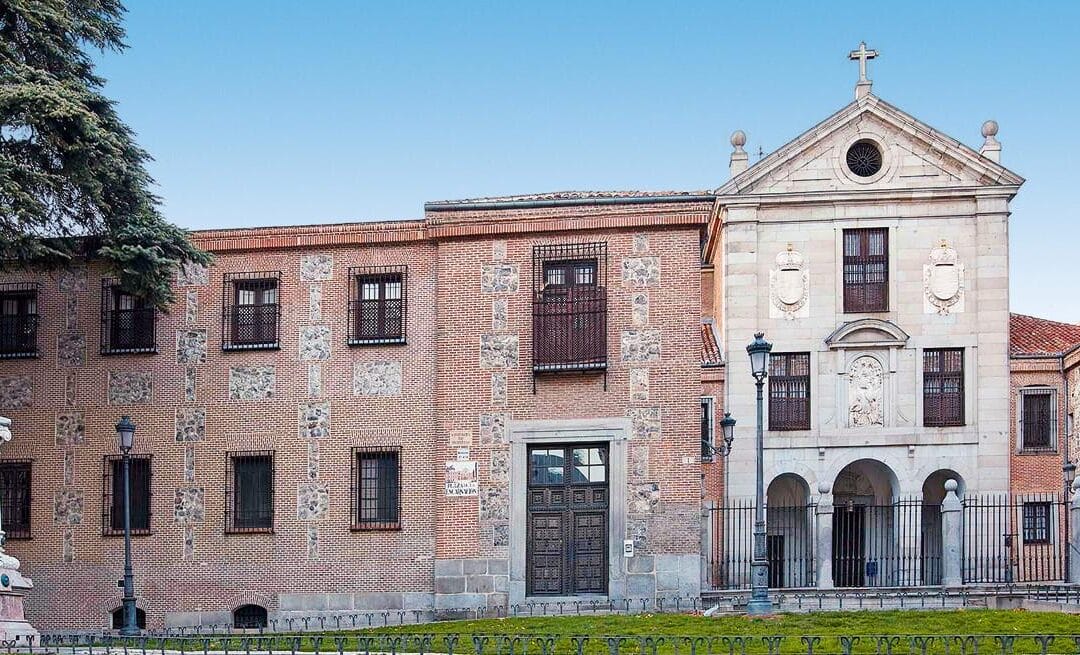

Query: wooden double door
[{"left": 526, "top": 444, "right": 609, "bottom": 596}]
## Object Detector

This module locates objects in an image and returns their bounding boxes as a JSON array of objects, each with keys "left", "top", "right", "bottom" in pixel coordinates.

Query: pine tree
[{"left": 0, "top": 0, "right": 210, "bottom": 309}]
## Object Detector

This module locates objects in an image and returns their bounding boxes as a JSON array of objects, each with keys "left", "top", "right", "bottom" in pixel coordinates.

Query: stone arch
[
  {"left": 832, "top": 458, "right": 898, "bottom": 504},
  {"left": 922, "top": 469, "right": 965, "bottom": 503},
  {"left": 109, "top": 606, "right": 146, "bottom": 630},
  {"left": 918, "top": 469, "right": 965, "bottom": 586},
  {"left": 767, "top": 473, "right": 812, "bottom": 507},
  {"left": 233, "top": 604, "right": 268, "bottom": 629},
  {"left": 830, "top": 459, "right": 902, "bottom": 587},
  {"left": 765, "top": 473, "right": 814, "bottom": 588}
]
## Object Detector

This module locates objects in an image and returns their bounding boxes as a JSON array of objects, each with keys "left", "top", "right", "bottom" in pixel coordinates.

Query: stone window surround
[
  {"left": 508, "top": 417, "right": 629, "bottom": 605},
  {"left": 831, "top": 220, "right": 898, "bottom": 316},
  {"left": 1017, "top": 386, "right": 1058, "bottom": 454},
  {"left": 913, "top": 342, "right": 978, "bottom": 431}
]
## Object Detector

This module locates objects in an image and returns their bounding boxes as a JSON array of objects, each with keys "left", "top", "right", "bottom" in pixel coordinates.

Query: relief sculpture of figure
[{"left": 848, "top": 356, "right": 884, "bottom": 427}]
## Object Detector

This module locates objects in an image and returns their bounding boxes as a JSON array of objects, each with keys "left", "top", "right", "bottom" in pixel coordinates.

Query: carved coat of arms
[
  {"left": 769, "top": 244, "right": 809, "bottom": 319},
  {"left": 923, "top": 240, "right": 964, "bottom": 315}
]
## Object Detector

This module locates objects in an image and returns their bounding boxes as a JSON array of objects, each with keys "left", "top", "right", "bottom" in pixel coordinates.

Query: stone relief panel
[
  {"left": 480, "top": 334, "right": 519, "bottom": 369},
  {"left": 627, "top": 407, "right": 661, "bottom": 440},
  {"left": 352, "top": 361, "right": 402, "bottom": 396},
  {"left": 479, "top": 413, "right": 509, "bottom": 445},
  {"left": 923, "top": 240, "right": 965, "bottom": 315},
  {"left": 175, "top": 408, "right": 206, "bottom": 442},
  {"left": 174, "top": 486, "right": 205, "bottom": 523},
  {"left": 55, "top": 411, "right": 84, "bottom": 446},
  {"left": 621, "top": 256, "right": 660, "bottom": 287},
  {"left": 299, "top": 325, "right": 331, "bottom": 361},
  {"left": 176, "top": 262, "right": 209, "bottom": 287},
  {"left": 621, "top": 329, "right": 661, "bottom": 363},
  {"left": 57, "top": 267, "right": 88, "bottom": 293},
  {"left": 57, "top": 333, "right": 86, "bottom": 367},
  {"left": 299, "top": 401, "right": 330, "bottom": 439},
  {"left": 0, "top": 375, "right": 32, "bottom": 409},
  {"left": 300, "top": 254, "right": 333, "bottom": 281},
  {"left": 297, "top": 482, "right": 330, "bottom": 521},
  {"left": 769, "top": 245, "right": 809, "bottom": 320},
  {"left": 848, "top": 355, "right": 884, "bottom": 428},
  {"left": 176, "top": 329, "right": 208, "bottom": 364},
  {"left": 53, "top": 487, "right": 84, "bottom": 525},
  {"left": 108, "top": 371, "right": 152, "bottom": 405},
  {"left": 229, "top": 366, "right": 276, "bottom": 400},
  {"left": 480, "top": 264, "right": 519, "bottom": 293}
]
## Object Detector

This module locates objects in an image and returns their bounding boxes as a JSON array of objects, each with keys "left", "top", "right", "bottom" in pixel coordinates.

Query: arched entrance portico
[
  {"left": 832, "top": 459, "right": 898, "bottom": 587},
  {"left": 766, "top": 474, "right": 814, "bottom": 588}
]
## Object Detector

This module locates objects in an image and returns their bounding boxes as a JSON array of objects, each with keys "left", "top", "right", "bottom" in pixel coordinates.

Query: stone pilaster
[
  {"left": 1070, "top": 479, "right": 1080, "bottom": 584},
  {"left": 941, "top": 480, "right": 963, "bottom": 587},
  {"left": 815, "top": 483, "right": 834, "bottom": 589}
]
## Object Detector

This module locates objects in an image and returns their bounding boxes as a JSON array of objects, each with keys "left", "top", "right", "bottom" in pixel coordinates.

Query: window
[
  {"left": 842, "top": 228, "right": 889, "bottom": 312},
  {"left": 532, "top": 242, "right": 608, "bottom": 372},
  {"left": 348, "top": 266, "right": 407, "bottom": 345},
  {"left": 222, "top": 272, "right": 281, "bottom": 349},
  {"left": 233, "top": 604, "right": 268, "bottom": 629},
  {"left": 769, "top": 352, "right": 811, "bottom": 430},
  {"left": 110, "top": 606, "right": 146, "bottom": 630},
  {"left": 101, "top": 279, "right": 156, "bottom": 354},
  {"left": 0, "top": 460, "right": 31, "bottom": 539},
  {"left": 351, "top": 448, "right": 400, "bottom": 529},
  {"left": 0, "top": 283, "right": 39, "bottom": 358},
  {"left": 1020, "top": 388, "right": 1056, "bottom": 452},
  {"left": 923, "top": 348, "right": 965, "bottom": 427},
  {"left": 701, "top": 397, "right": 716, "bottom": 461},
  {"left": 1022, "top": 502, "right": 1052, "bottom": 543},
  {"left": 226, "top": 452, "right": 274, "bottom": 533},
  {"left": 846, "top": 140, "right": 883, "bottom": 178},
  {"left": 102, "top": 455, "right": 152, "bottom": 536}
]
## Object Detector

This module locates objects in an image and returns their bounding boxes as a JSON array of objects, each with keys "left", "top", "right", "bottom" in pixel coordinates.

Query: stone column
[
  {"left": 816, "top": 482, "right": 834, "bottom": 589},
  {"left": 0, "top": 417, "right": 38, "bottom": 646},
  {"left": 701, "top": 500, "right": 714, "bottom": 591},
  {"left": 941, "top": 479, "right": 963, "bottom": 587},
  {"left": 1070, "top": 478, "right": 1080, "bottom": 585}
]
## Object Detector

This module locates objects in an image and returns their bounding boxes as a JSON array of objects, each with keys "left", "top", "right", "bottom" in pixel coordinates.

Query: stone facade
[
  {"left": 0, "top": 375, "right": 32, "bottom": 409},
  {"left": 229, "top": 366, "right": 275, "bottom": 400},
  {"left": 108, "top": 371, "right": 152, "bottom": 405},
  {"left": 352, "top": 361, "right": 402, "bottom": 396}
]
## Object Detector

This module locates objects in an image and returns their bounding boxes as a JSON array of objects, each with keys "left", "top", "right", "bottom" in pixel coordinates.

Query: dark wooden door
[{"left": 527, "top": 444, "right": 609, "bottom": 596}]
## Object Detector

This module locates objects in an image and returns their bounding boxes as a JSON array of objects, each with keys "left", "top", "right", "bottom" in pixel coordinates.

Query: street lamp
[
  {"left": 745, "top": 332, "right": 773, "bottom": 615},
  {"left": 718, "top": 412, "right": 736, "bottom": 457},
  {"left": 115, "top": 416, "right": 139, "bottom": 636},
  {"left": 1064, "top": 462, "right": 1076, "bottom": 583}
]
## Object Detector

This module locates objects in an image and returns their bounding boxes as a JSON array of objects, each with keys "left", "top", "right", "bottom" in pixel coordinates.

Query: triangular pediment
[{"left": 717, "top": 95, "right": 1023, "bottom": 196}]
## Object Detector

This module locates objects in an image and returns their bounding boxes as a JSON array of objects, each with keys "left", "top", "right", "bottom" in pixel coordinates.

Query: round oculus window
[{"left": 845, "top": 140, "right": 883, "bottom": 178}]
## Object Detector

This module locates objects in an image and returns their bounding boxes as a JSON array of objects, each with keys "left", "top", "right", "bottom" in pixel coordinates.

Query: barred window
[
  {"left": 348, "top": 266, "right": 406, "bottom": 345},
  {"left": 532, "top": 243, "right": 608, "bottom": 373},
  {"left": 842, "top": 228, "right": 889, "bottom": 313},
  {"left": 101, "top": 279, "right": 156, "bottom": 355},
  {"left": 0, "top": 460, "right": 32, "bottom": 539},
  {"left": 222, "top": 272, "right": 281, "bottom": 350},
  {"left": 1020, "top": 388, "right": 1056, "bottom": 452},
  {"left": 1022, "top": 502, "right": 1051, "bottom": 543},
  {"left": 233, "top": 604, "right": 268, "bottom": 629},
  {"left": 102, "top": 455, "right": 152, "bottom": 536},
  {"left": 769, "top": 352, "right": 811, "bottom": 430},
  {"left": 923, "top": 348, "right": 964, "bottom": 427},
  {"left": 226, "top": 452, "right": 274, "bottom": 533},
  {"left": 351, "top": 448, "right": 400, "bottom": 529},
  {"left": 0, "top": 283, "right": 39, "bottom": 358},
  {"left": 110, "top": 607, "right": 146, "bottom": 630},
  {"left": 701, "top": 397, "right": 715, "bottom": 461}
]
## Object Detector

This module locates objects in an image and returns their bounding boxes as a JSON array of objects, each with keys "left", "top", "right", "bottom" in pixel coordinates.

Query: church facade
[{"left": 0, "top": 48, "right": 1071, "bottom": 630}]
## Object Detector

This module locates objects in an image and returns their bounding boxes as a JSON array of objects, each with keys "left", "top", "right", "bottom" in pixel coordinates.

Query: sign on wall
[{"left": 445, "top": 460, "right": 478, "bottom": 496}]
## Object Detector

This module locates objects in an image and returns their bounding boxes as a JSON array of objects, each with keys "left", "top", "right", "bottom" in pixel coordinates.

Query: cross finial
[{"left": 848, "top": 41, "right": 879, "bottom": 99}]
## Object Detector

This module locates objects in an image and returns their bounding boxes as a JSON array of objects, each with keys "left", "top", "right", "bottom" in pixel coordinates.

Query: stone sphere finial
[
  {"left": 731, "top": 130, "right": 747, "bottom": 150},
  {"left": 981, "top": 120, "right": 999, "bottom": 138},
  {"left": 944, "top": 479, "right": 958, "bottom": 492},
  {"left": 817, "top": 481, "right": 832, "bottom": 495}
]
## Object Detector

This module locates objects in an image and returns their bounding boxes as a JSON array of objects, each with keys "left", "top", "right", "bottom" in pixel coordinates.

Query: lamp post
[
  {"left": 1065, "top": 462, "right": 1077, "bottom": 582},
  {"left": 115, "top": 416, "right": 139, "bottom": 636},
  {"left": 718, "top": 412, "right": 736, "bottom": 458},
  {"left": 745, "top": 332, "right": 773, "bottom": 615}
]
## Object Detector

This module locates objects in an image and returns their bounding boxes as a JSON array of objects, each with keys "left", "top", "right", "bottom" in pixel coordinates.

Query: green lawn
[{"left": 152, "top": 610, "right": 1080, "bottom": 655}]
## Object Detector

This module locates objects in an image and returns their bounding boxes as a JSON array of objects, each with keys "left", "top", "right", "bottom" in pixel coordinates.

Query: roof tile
[{"left": 1010, "top": 313, "right": 1080, "bottom": 356}]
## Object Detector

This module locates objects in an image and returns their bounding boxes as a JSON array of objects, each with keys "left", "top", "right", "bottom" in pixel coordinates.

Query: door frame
[{"left": 509, "top": 418, "right": 629, "bottom": 604}]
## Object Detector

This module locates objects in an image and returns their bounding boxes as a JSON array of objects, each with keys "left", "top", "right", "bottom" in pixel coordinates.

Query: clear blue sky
[{"left": 95, "top": 1, "right": 1080, "bottom": 321}]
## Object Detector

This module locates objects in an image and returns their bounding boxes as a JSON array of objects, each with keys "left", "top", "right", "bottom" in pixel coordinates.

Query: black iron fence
[
  {"left": 961, "top": 493, "right": 1066, "bottom": 584},
  {"left": 708, "top": 501, "right": 817, "bottom": 590}
]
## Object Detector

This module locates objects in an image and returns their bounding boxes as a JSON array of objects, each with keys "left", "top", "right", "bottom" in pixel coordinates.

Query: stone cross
[{"left": 848, "top": 41, "right": 879, "bottom": 82}]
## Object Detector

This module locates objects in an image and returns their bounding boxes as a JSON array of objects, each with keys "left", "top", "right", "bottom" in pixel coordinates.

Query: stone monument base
[{"left": 0, "top": 558, "right": 38, "bottom": 647}]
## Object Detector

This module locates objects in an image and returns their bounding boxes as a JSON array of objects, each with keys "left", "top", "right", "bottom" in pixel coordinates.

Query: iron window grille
[
  {"left": 100, "top": 279, "right": 156, "bottom": 355},
  {"left": 846, "top": 140, "right": 883, "bottom": 177},
  {"left": 1020, "top": 388, "right": 1056, "bottom": 452},
  {"left": 701, "top": 397, "right": 716, "bottom": 461},
  {"left": 222, "top": 272, "right": 282, "bottom": 350},
  {"left": 1021, "top": 501, "right": 1052, "bottom": 543},
  {"left": 348, "top": 266, "right": 407, "bottom": 345},
  {"left": 923, "top": 348, "right": 965, "bottom": 427},
  {"left": 768, "top": 352, "right": 811, "bottom": 431},
  {"left": 0, "top": 460, "right": 32, "bottom": 539},
  {"left": 842, "top": 228, "right": 889, "bottom": 313},
  {"left": 232, "top": 604, "right": 268, "bottom": 629},
  {"left": 0, "top": 283, "right": 39, "bottom": 359},
  {"left": 531, "top": 242, "right": 608, "bottom": 376},
  {"left": 350, "top": 447, "right": 402, "bottom": 530},
  {"left": 101, "top": 454, "right": 152, "bottom": 536},
  {"left": 225, "top": 451, "right": 274, "bottom": 533},
  {"left": 110, "top": 607, "right": 146, "bottom": 630}
]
